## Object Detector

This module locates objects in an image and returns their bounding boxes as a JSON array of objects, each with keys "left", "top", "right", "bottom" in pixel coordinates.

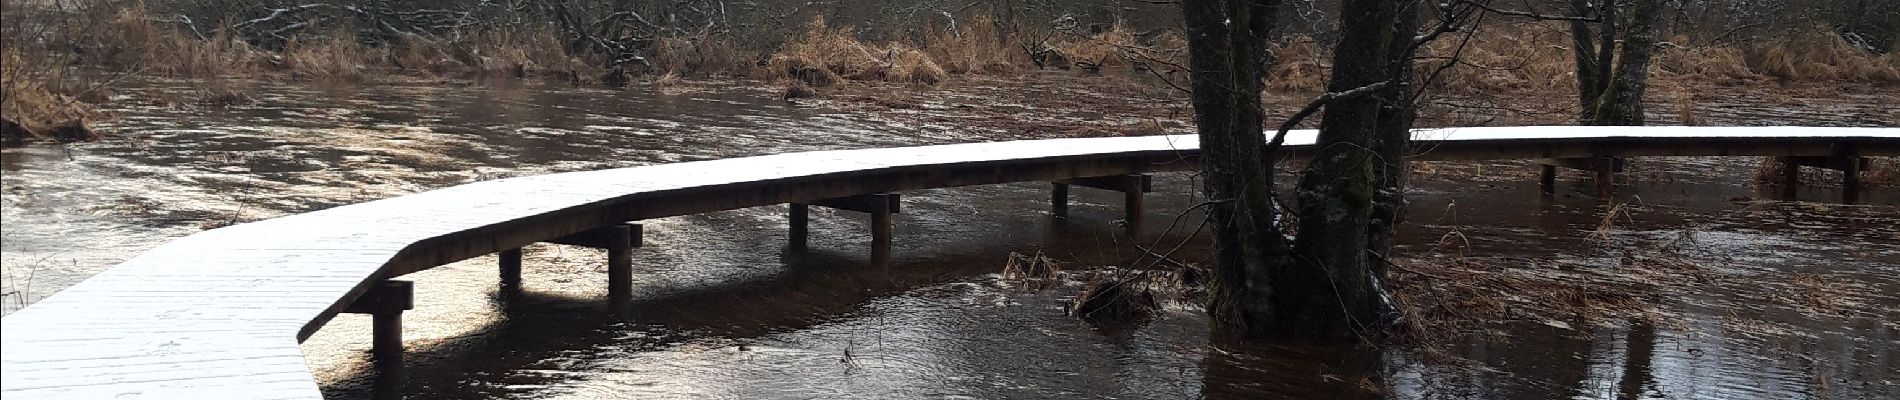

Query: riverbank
[{"left": 5, "top": 0, "right": 1898, "bottom": 145}]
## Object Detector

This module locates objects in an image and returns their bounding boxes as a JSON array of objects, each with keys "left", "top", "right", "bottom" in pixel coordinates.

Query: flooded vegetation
[
  {"left": 4, "top": 0, "right": 1900, "bottom": 399},
  {"left": 3, "top": 74, "right": 1895, "bottom": 399}
]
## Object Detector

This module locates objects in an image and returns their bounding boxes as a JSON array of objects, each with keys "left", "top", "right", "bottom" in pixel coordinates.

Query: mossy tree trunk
[
  {"left": 1591, "top": 0, "right": 1664, "bottom": 125},
  {"left": 1181, "top": 0, "right": 1290, "bottom": 338},
  {"left": 1571, "top": 0, "right": 1664, "bottom": 126},
  {"left": 1284, "top": 0, "right": 1398, "bottom": 339},
  {"left": 1182, "top": 0, "right": 1403, "bottom": 342}
]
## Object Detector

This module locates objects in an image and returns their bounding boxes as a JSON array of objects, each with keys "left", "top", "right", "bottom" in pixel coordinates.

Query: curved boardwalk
[{"left": 4, "top": 126, "right": 1897, "bottom": 398}]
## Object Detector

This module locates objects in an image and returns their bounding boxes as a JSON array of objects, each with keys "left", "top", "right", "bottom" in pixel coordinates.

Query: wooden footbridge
[{"left": 3, "top": 126, "right": 1895, "bottom": 399}]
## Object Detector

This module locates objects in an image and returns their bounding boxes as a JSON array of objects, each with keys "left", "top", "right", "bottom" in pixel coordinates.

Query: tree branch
[
  {"left": 1458, "top": 0, "right": 1599, "bottom": 22},
  {"left": 1268, "top": 81, "right": 1394, "bottom": 155}
]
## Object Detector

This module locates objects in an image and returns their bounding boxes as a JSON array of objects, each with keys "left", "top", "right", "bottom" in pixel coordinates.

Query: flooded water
[{"left": 1, "top": 75, "right": 1895, "bottom": 399}]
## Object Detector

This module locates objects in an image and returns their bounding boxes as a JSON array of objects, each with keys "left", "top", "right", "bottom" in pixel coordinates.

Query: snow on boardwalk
[{"left": 4, "top": 126, "right": 1896, "bottom": 399}]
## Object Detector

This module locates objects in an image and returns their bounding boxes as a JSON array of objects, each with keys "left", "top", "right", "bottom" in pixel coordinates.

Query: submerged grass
[{"left": 1387, "top": 222, "right": 1708, "bottom": 349}]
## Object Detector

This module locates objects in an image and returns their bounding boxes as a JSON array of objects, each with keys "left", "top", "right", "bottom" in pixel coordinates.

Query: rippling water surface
[{"left": 2, "top": 76, "right": 1895, "bottom": 399}]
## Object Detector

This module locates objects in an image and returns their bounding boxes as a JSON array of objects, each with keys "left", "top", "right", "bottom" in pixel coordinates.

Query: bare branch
[
  {"left": 1268, "top": 81, "right": 1395, "bottom": 154},
  {"left": 1458, "top": 0, "right": 1599, "bottom": 22}
]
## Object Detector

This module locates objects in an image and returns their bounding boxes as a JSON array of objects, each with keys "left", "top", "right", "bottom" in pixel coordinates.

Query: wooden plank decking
[{"left": 3, "top": 126, "right": 1897, "bottom": 398}]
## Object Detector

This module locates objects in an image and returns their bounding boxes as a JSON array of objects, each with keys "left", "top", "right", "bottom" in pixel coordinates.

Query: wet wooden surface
[{"left": 3, "top": 126, "right": 1896, "bottom": 399}]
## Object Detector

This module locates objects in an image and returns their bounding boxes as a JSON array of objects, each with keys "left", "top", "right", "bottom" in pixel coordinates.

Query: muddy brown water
[{"left": 2, "top": 75, "right": 1896, "bottom": 399}]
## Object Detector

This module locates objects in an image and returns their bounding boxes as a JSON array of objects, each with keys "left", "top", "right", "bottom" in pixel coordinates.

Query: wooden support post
[
  {"left": 789, "top": 203, "right": 809, "bottom": 250},
  {"left": 1123, "top": 178, "right": 1145, "bottom": 230},
  {"left": 343, "top": 280, "right": 413, "bottom": 400},
  {"left": 1051, "top": 182, "right": 1070, "bottom": 218},
  {"left": 532, "top": 223, "right": 643, "bottom": 300},
  {"left": 1780, "top": 156, "right": 1801, "bottom": 199},
  {"left": 1786, "top": 150, "right": 1868, "bottom": 203},
  {"left": 1053, "top": 174, "right": 1152, "bottom": 226},
  {"left": 498, "top": 248, "right": 522, "bottom": 291},
  {"left": 1537, "top": 158, "right": 1616, "bottom": 197},
  {"left": 1839, "top": 144, "right": 1862, "bottom": 204},
  {"left": 604, "top": 224, "right": 634, "bottom": 301},
  {"left": 1594, "top": 157, "right": 1616, "bottom": 198},
  {"left": 1843, "top": 156, "right": 1862, "bottom": 204},
  {"left": 871, "top": 202, "right": 893, "bottom": 258},
  {"left": 794, "top": 193, "right": 900, "bottom": 255},
  {"left": 1539, "top": 164, "right": 1557, "bottom": 194}
]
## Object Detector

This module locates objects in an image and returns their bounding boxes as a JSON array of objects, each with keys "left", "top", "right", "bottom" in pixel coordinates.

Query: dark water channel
[{"left": 1, "top": 77, "right": 1895, "bottom": 399}]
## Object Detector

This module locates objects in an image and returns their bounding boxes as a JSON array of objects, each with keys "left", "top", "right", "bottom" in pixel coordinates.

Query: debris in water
[
  {"left": 1000, "top": 251, "right": 1063, "bottom": 290},
  {"left": 781, "top": 83, "right": 818, "bottom": 101},
  {"left": 1068, "top": 270, "right": 1160, "bottom": 332}
]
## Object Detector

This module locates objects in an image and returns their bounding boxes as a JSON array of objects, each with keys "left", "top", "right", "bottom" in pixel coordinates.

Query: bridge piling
[
  {"left": 789, "top": 203, "right": 810, "bottom": 250},
  {"left": 1539, "top": 165, "right": 1557, "bottom": 194},
  {"left": 871, "top": 206, "right": 893, "bottom": 261},
  {"left": 1052, "top": 174, "right": 1152, "bottom": 228},
  {"left": 791, "top": 193, "right": 901, "bottom": 255},
  {"left": 498, "top": 248, "right": 522, "bottom": 291},
  {"left": 1839, "top": 144, "right": 1862, "bottom": 204},
  {"left": 1842, "top": 159, "right": 1861, "bottom": 204},
  {"left": 605, "top": 224, "right": 635, "bottom": 302},
  {"left": 1536, "top": 158, "right": 1619, "bottom": 197},
  {"left": 1594, "top": 158, "right": 1616, "bottom": 198},
  {"left": 1781, "top": 157, "right": 1802, "bottom": 199},
  {"left": 1778, "top": 147, "right": 1868, "bottom": 203},
  {"left": 500, "top": 224, "right": 643, "bottom": 299},
  {"left": 343, "top": 280, "right": 413, "bottom": 400},
  {"left": 1051, "top": 182, "right": 1070, "bottom": 217}
]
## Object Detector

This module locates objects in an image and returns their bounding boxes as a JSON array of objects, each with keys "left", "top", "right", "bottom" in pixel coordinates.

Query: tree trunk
[
  {"left": 1568, "top": 0, "right": 1603, "bottom": 121},
  {"left": 1570, "top": 0, "right": 1621, "bottom": 124},
  {"left": 1368, "top": 2, "right": 1420, "bottom": 279},
  {"left": 1180, "top": 0, "right": 1288, "bottom": 337},
  {"left": 1592, "top": 0, "right": 1665, "bottom": 126},
  {"left": 1284, "top": 0, "right": 1395, "bottom": 339},
  {"left": 1184, "top": 0, "right": 1400, "bottom": 342}
]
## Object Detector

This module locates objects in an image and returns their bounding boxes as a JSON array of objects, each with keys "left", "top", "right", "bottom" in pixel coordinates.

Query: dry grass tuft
[
  {"left": 84, "top": 5, "right": 264, "bottom": 77},
  {"left": 1744, "top": 29, "right": 1900, "bottom": 83},
  {"left": 1656, "top": 41, "right": 1760, "bottom": 84},
  {"left": 651, "top": 35, "right": 756, "bottom": 78},
  {"left": 1001, "top": 251, "right": 1064, "bottom": 290},
  {"left": 887, "top": 45, "right": 948, "bottom": 85},
  {"left": 1041, "top": 22, "right": 1187, "bottom": 77},
  {"left": 280, "top": 32, "right": 374, "bottom": 82},
  {"left": 923, "top": 14, "right": 1018, "bottom": 74},
  {"left": 1268, "top": 37, "right": 1329, "bottom": 93},
  {"left": 1, "top": 47, "right": 104, "bottom": 145},
  {"left": 767, "top": 17, "right": 946, "bottom": 86},
  {"left": 1420, "top": 23, "right": 1576, "bottom": 95}
]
